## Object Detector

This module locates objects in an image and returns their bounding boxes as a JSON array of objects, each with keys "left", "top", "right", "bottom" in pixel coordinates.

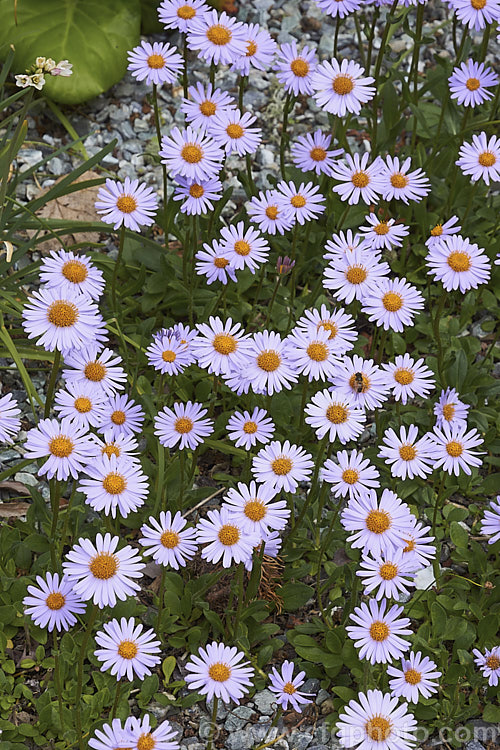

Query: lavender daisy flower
[
  {"left": 187, "top": 9, "right": 248, "bottom": 65},
  {"left": 425, "top": 215, "right": 461, "bottom": 250},
  {"left": 24, "top": 417, "right": 97, "bottom": 481},
  {"left": 172, "top": 175, "right": 223, "bottom": 215},
  {"left": 323, "top": 229, "right": 370, "bottom": 260},
  {"left": 122, "top": 715, "right": 181, "bottom": 750},
  {"left": 22, "top": 287, "right": 106, "bottom": 353},
  {"left": 450, "top": 0, "right": 500, "bottom": 31},
  {"left": 94, "top": 617, "right": 161, "bottom": 681},
  {"left": 275, "top": 180, "right": 326, "bottom": 224},
  {"left": 89, "top": 719, "right": 133, "bottom": 750},
  {"left": 330, "top": 152, "right": 384, "bottom": 205},
  {"left": 357, "top": 549, "right": 417, "bottom": 601},
  {"left": 388, "top": 652, "right": 441, "bottom": 703},
  {"left": 361, "top": 277, "right": 425, "bottom": 333},
  {"left": 337, "top": 689, "right": 417, "bottom": 750},
  {"left": 62, "top": 345, "right": 127, "bottom": 394},
  {"left": 95, "top": 177, "right": 158, "bottom": 231},
  {"left": 246, "top": 331, "right": 299, "bottom": 395},
  {"left": 54, "top": 381, "right": 106, "bottom": 430},
  {"left": 90, "top": 430, "right": 139, "bottom": 460},
  {"left": 426, "top": 234, "right": 491, "bottom": 293},
  {"left": 194, "top": 317, "right": 251, "bottom": 375},
  {"left": 382, "top": 354, "right": 435, "bottom": 405},
  {"left": 341, "top": 489, "right": 413, "bottom": 557},
  {"left": 209, "top": 108, "right": 262, "bottom": 156},
  {"left": 473, "top": 647, "right": 500, "bottom": 686},
  {"left": 231, "top": 23, "right": 277, "bottom": 76},
  {"left": 181, "top": 82, "right": 235, "bottom": 131},
  {"left": 158, "top": 0, "right": 209, "bottom": 33},
  {"left": 427, "top": 423, "right": 484, "bottom": 476},
  {"left": 146, "top": 330, "right": 193, "bottom": 376},
  {"left": 291, "top": 130, "right": 344, "bottom": 177},
  {"left": 78, "top": 455, "right": 149, "bottom": 518},
  {"left": 139, "top": 511, "right": 198, "bottom": 568},
  {"left": 127, "top": 40, "right": 183, "bottom": 86},
  {"left": 480, "top": 496, "right": 500, "bottom": 544},
  {"left": 379, "top": 425, "right": 435, "bottom": 480},
  {"left": 347, "top": 598, "right": 412, "bottom": 664},
  {"left": 195, "top": 240, "right": 237, "bottom": 285},
  {"left": 226, "top": 407, "right": 275, "bottom": 449},
  {"left": 286, "top": 325, "right": 339, "bottom": 381},
  {"left": 63, "top": 533, "right": 145, "bottom": 608},
  {"left": 433, "top": 387, "right": 469, "bottom": 429},
  {"left": 379, "top": 156, "right": 430, "bottom": 204},
  {"left": 269, "top": 661, "right": 314, "bottom": 712},
  {"left": 296, "top": 304, "right": 357, "bottom": 356},
  {"left": 359, "top": 214, "right": 409, "bottom": 250},
  {"left": 449, "top": 59, "right": 499, "bottom": 107},
  {"left": 0, "top": 392, "right": 21, "bottom": 443},
  {"left": 456, "top": 132, "right": 500, "bottom": 185},
  {"left": 23, "top": 572, "right": 86, "bottom": 631},
  {"left": 159, "top": 126, "right": 224, "bottom": 182},
  {"left": 39, "top": 249, "right": 105, "bottom": 300},
  {"left": 312, "top": 58, "right": 375, "bottom": 116},
  {"left": 155, "top": 401, "right": 213, "bottom": 450},
  {"left": 219, "top": 222, "right": 270, "bottom": 273},
  {"left": 252, "top": 440, "right": 314, "bottom": 493},
  {"left": 274, "top": 42, "right": 318, "bottom": 96},
  {"left": 314, "top": 0, "right": 364, "bottom": 15},
  {"left": 185, "top": 642, "right": 254, "bottom": 704},
  {"left": 397, "top": 520, "right": 436, "bottom": 569},
  {"left": 222, "top": 481, "right": 289, "bottom": 534},
  {"left": 321, "top": 449, "right": 380, "bottom": 499},
  {"left": 247, "top": 190, "right": 295, "bottom": 235},
  {"left": 330, "top": 354, "right": 391, "bottom": 411},
  {"left": 197, "top": 508, "right": 259, "bottom": 567},
  {"left": 97, "top": 394, "right": 145, "bottom": 440},
  {"left": 323, "top": 248, "right": 390, "bottom": 304},
  {"left": 304, "top": 389, "right": 366, "bottom": 443}
]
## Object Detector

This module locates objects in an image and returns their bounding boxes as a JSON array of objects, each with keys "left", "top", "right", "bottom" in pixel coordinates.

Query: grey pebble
[
  {"left": 225, "top": 729, "right": 255, "bottom": 750},
  {"left": 465, "top": 743, "right": 486, "bottom": 750},
  {"left": 316, "top": 689, "right": 330, "bottom": 706},
  {"left": 253, "top": 688, "right": 277, "bottom": 715},
  {"left": 288, "top": 730, "right": 314, "bottom": 749},
  {"left": 48, "top": 157, "right": 67, "bottom": 176}
]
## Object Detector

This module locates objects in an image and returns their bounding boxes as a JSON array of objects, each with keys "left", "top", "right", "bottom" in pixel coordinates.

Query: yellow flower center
[
  {"left": 342, "top": 468, "right": 359, "bottom": 484},
  {"left": 246, "top": 40, "right": 258, "bottom": 56},
  {"left": 471, "top": 0, "right": 486, "bottom": 8},
  {"left": 345, "top": 265, "right": 367, "bottom": 284},
  {"left": 175, "top": 416, "right": 193, "bottom": 434},
  {"left": 366, "top": 509, "right": 391, "bottom": 534},
  {"left": 47, "top": 300, "right": 78, "bottom": 327},
  {"left": 319, "top": 321, "right": 338, "bottom": 339},
  {"left": 310, "top": 146, "right": 327, "bottom": 161},
  {"left": 177, "top": 4, "right": 196, "bottom": 19},
  {"left": 382, "top": 291, "right": 403, "bottom": 312},
  {"left": 74, "top": 397, "right": 92, "bottom": 413},
  {"left": 283, "top": 682, "right": 297, "bottom": 694},
  {"left": 442, "top": 403, "right": 455, "bottom": 421},
  {"left": 257, "top": 350, "right": 281, "bottom": 372},
  {"left": 208, "top": 662, "right": 231, "bottom": 681},
  {"left": 226, "top": 123, "right": 244, "bottom": 139},
  {"left": 181, "top": 144, "right": 204, "bottom": 164},
  {"left": 111, "top": 409, "right": 126, "bottom": 425},
  {"left": 265, "top": 205, "right": 279, "bottom": 220},
  {"left": 332, "top": 75, "right": 354, "bottom": 95},
  {"left": 62, "top": 260, "right": 88, "bottom": 283},
  {"left": 390, "top": 173, "right": 409, "bottom": 189},
  {"left": 245, "top": 500, "right": 266, "bottom": 521},
  {"left": 403, "top": 538, "right": 415, "bottom": 553},
  {"left": 213, "top": 333, "right": 237, "bottom": 355},
  {"left": 369, "top": 620, "right": 390, "bottom": 641},
  {"left": 447, "top": 251, "right": 471, "bottom": 272},
  {"left": 365, "top": 716, "right": 392, "bottom": 741},
  {"left": 478, "top": 151, "right": 496, "bottom": 167},
  {"left": 137, "top": 734, "right": 156, "bottom": 750},
  {"left": 218, "top": 524, "right": 240, "bottom": 546},
  {"left": 307, "top": 342, "right": 329, "bottom": 362},
  {"left": 399, "top": 444, "right": 416, "bottom": 462},
  {"left": 326, "top": 404, "right": 348, "bottom": 424},
  {"left": 200, "top": 100, "right": 216, "bottom": 116},
  {"left": 89, "top": 552, "right": 118, "bottom": 579},
  {"left": 431, "top": 224, "right": 443, "bottom": 236},
  {"left": 162, "top": 349, "right": 176, "bottom": 362},
  {"left": 271, "top": 457, "right": 292, "bottom": 475},
  {"left": 394, "top": 368, "right": 414, "bottom": 385},
  {"left": 147, "top": 54, "right": 165, "bottom": 69},
  {"left": 379, "top": 562, "right": 398, "bottom": 580},
  {"left": 84, "top": 361, "right": 106, "bottom": 382},
  {"left": 116, "top": 195, "right": 137, "bottom": 213},
  {"left": 374, "top": 222, "right": 389, "bottom": 235},
  {"left": 486, "top": 655, "right": 500, "bottom": 670},
  {"left": 118, "top": 640, "right": 138, "bottom": 659},
  {"left": 160, "top": 530, "right": 180, "bottom": 548},
  {"left": 189, "top": 183, "right": 205, "bottom": 198},
  {"left": 291, "top": 194, "right": 306, "bottom": 208},
  {"left": 349, "top": 372, "right": 369, "bottom": 392},
  {"left": 243, "top": 420, "right": 258, "bottom": 434},
  {"left": 49, "top": 435, "right": 74, "bottom": 458},
  {"left": 206, "top": 24, "right": 232, "bottom": 45},
  {"left": 446, "top": 440, "right": 463, "bottom": 457},
  {"left": 404, "top": 668, "right": 422, "bottom": 684},
  {"left": 465, "top": 76, "right": 480, "bottom": 91},
  {"left": 102, "top": 443, "right": 120, "bottom": 458},
  {"left": 290, "top": 58, "right": 309, "bottom": 77},
  {"left": 46, "top": 592, "right": 65, "bottom": 610},
  {"left": 214, "top": 257, "right": 229, "bottom": 268},
  {"left": 234, "top": 240, "right": 251, "bottom": 256},
  {"left": 351, "top": 171, "right": 369, "bottom": 188},
  {"left": 102, "top": 472, "right": 127, "bottom": 495}
]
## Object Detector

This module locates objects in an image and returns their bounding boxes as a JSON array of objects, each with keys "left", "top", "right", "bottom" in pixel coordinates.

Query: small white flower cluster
[{"left": 15, "top": 55, "right": 72, "bottom": 91}]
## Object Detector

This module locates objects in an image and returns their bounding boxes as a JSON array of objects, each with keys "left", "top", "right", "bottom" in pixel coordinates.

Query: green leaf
[
  {"left": 0, "top": 0, "right": 141, "bottom": 105},
  {"left": 162, "top": 656, "right": 176, "bottom": 685},
  {"left": 483, "top": 704, "right": 500, "bottom": 722},
  {"left": 279, "top": 582, "right": 314, "bottom": 611},
  {"left": 450, "top": 521, "right": 469, "bottom": 548}
]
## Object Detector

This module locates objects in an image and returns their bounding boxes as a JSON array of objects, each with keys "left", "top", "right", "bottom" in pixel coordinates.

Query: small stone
[
  {"left": 465, "top": 743, "right": 486, "bottom": 750},
  {"left": 198, "top": 715, "right": 212, "bottom": 740},
  {"left": 14, "top": 472, "right": 38, "bottom": 487},
  {"left": 316, "top": 689, "right": 330, "bottom": 706},
  {"left": 226, "top": 728, "right": 255, "bottom": 750},
  {"left": 288, "top": 730, "right": 314, "bottom": 749},
  {"left": 253, "top": 688, "right": 277, "bottom": 715},
  {"left": 225, "top": 713, "right": 248, "bottom": 732},
  {"left": 134, "top": 117, "right": 151, "bottom": 132},
  {"left": 233, "top": 706, "right": 255, "bottom": 720},
  {"left": 18, "top": 149, "right": 43, "bottom": 171},
  {"left": 302, "top": 678, "right": 320, "bottom": 694},
  {"left": 48, "top": 157, "right": 67, "bottom": 176}
]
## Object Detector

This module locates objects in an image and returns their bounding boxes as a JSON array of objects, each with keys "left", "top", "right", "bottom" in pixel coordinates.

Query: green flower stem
[
  {"left": 245, "top": 152, "right": 257, "bottom": 196},
  {"left": 409, "top": 3, "right": 424, "bottom": 98},
  {"left": 285, "top": 223, "right": 300, "bottom": 333},
  {"left": 478, "top": 22, "right": 491, "bottom": 62},
  {"left": 111, "top": 225, "right": 126, "bottom": 314},
  {"left": 59, "top": 480, "right": 77, "bottom": 556},
  {"left": 207, "top": 695, "right": 218, "bottom": 750},
  {"left": 376, "top": 328, "right": 387, "bottom": 365},
  {"left": 370, "top": 0, "right": 399, "bottom": 153},
  {"left": 433, "top": 292, "right": 447, "bottom": 385},
  {"left": 154, "top": 443, "right": 165, "bottom": 517},
  {"left": 209, "top": 61, "right": 216, "bottom": 86},
  {"left": 432, "top": 474, "right": 447, "bottom": 586},
  {"left": 232, "top": 562, "right": 246, "bottom": 636},
  {"left": 110, "top": 680, "right": 122, "bottom": 720},
  {"left": 279, "top": 93, "right": 293, "bottom": 179},
  {"left": 354, "top": 15, "right": 366, "bottom": 68},
  {"left": 152, "top": 83, "right": 169, "bottom": 241},
  {"left": 238, "top": 74, "right": 247, "bottom": 111},
  {"left": 264, "top": 275, "right": 281, "bottom": 327},
  {"left": 333, "top": 15, "right": 343, "bottom": 58},
  {"left": 298, "top": 378, "right": 309, "bottom": 430},
  {"left": 179, "top": 450, "right": 186, "bottom": 510},
  {"left": 316, "top": 498, "right": 345, "bottom": 627},
  {"left": 75, "top": 604, "right": 99, "bottom": 750},
  {"left": 156, "top": 566, "right": 167, "bottom": 634},
  {"left": 44, "top": 349, "right": 61, "bottom": 419},
  {"left": 49, "top": 478, "right": 62, "bottom": 570},
  {"left": 53, "top": 629, "right": 64, "bottom": 730},
  {"left": 286, "top": 435, "right": 328, "bottom": 549},
  {"left": 366, "top": 7, "right": 381, "bottom": 73}
]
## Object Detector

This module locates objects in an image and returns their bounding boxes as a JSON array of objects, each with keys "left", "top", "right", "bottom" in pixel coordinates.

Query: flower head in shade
[
  {"left": 274, "top": 42, "right": 318, "bottom": 96},
  {"left": 448, "top": 59, "right": 498, "bottom": 107},
  {"left": 210, "top": 108, "right": 262, "bottom": 156},
  {"left": 95, "top": 177, "right": 158, "bottom": 231},
  {"left": 94, "top": 617, "right": 161, "bottom": 681},
  {"left": 324, "top": 229, "right": 369, "bottom": 260},
  {"left": 361, "top": 277, "right": 425, "bottom": 333},
  {"left": 473, "top": 647, "right": 500, "bottom": 686},
  {"left": 39, "top": 249, "right": 105, "bottom": 300},
  {"left": 23, "top": 288, "right": 106, "bottom": 353},
  {"left": 330, "top": 354, "right": 391, "bottom": 410},
  {"left": 450, "top": 0, "right": 500, "bottom": 31},
  {"left": 185, "top": 642, "right": 254, "bottom": 704},
  {"left": 226, "top": 407, "right": 275, "bottom": 450},
  {"left": 268, "top": 660, "right": 314, "bottom": 712},
  {"left": 89, "top": 718, "right": 133, "bottom": 750},
  {"left": 155, "top": 401, "right": 213, "bottom": 450},
  {"left": 158, "top": 0, "right": 209, "bottom": 32},
  {"left": 312, "top": 58, "right": 375, "bottom": 116},
  {"left": 388, "top": 652, "right": 441, "bottom": 703},
  {"left": 139, "top": 511, "right": 198, "bottom": 568},
  {"left": 347, "top": 598, "right": 412, "bottom": 664},
  {"left": 197, "top": 508, "right": 259, "bottom": 567},
  {"left": 291, "top": 130, "right": 344, "bottom": 176},
  {"left": 97, "top": 394, "right": 144, "bottom": 440},
  {"left": 23, "top": 572, "right": 86, "bottom": 631},
  {"left": 247, "top": 190, "right": 295, "bottom": 235},
  {"left": 219, "top": 222, "right": 270, "bottom": 273},
  {"left": 425, "top": 215, "right": 461, "bottom": 250},
  {"left": 78, "top": 455, "right": 149, "bottom": 518},
  {"left": 146, "top": 329, "right": 193, "bottom": 376},
  {"left": 24, "top": 417, "right": 97, "bottom": 481},
  {"left": 247, "top": 331, "right": 299, "bottom": 395},
  {"left": 322, "top": 449, "right": 380, "bottom": 499},
  {"left": 0, "top": 393, "right": 21, "bottom": 443},
  {"left": 127, "top": 40, "right": 183, "bottom": 85},
  {"left": 276, "top": 255, "right": 295, "bottom": 275},
  {"left": 54, "top": 381, "right": 106, "bottom": 430},
  {"left": 382, "top": 354, "right": 435, "bottom": 405},
  {"left": 358, "top": 549, "right": 417, "bottom": 601},
  {"left": 330, "top": 152, "right": 384, "bottom": 205},
  {"left": 63, "top": 533, "right": 144, "bottom": 608},
  {"left": 323, "top": 248, "right": 390, "bottom": 304},
  {"left": 456, "top": 132, "right": 500, "bottom": 184},
  {"left": 426, "top": 234, "right": 491, "bottom": 293},
  {"left": 276, "top": 180, "right": 326, "bottom": 225},
  {"left": 121, "top": 715, "right": 181, "bottom": 750},
  {"left": 195, "top": 240, "right": 237, "bottom": 285},
  {"left": 296, "top": 304, "right": 357, "bottom": 356},
  {"left": 286, "top": 325, "right": 339, "bottom": 382},
  {"left": 427, "top": 422, "right": 483, "bottom": 476},
  {"left": 231, "top": 23, "right": 277, "bottom": 76},
  {"left": 379, "top": 156, "right": 430, "bottom": 204},
  {"left": 62, "top": 345, "right": 127, "bottom": 394},
  {"left": 173, "top": 174, "right": 223, "bottom": 215},
  {"left": 305, "top": 389, "right": 366, "bottom": 444},
  {"left": 252, "top": 440, "right": 313, "bottom": 493},
  {"left": 359, "top": 214, "right": 409, "bottom": 251},
  {"left": 91, "top": 430, "right": 139, "bottom": 461},
  {"left": 187, "top": 9, "right": 247, "bottom": 65},
  {"left": 341, "top": 489, "right": 413, "bottom": 557},
  {"left": 480, "top": 496, "right": 500, "bottom": 544},
  {"left": 379, "top": 425, "right": 435, "bottom": 481},
  {"left": 181, "top": 82, "right": 235, "bottom": 131},
  {"left": 433, "top": 387, "right": 470, "bottom": 429},
  {"left": 397, "top": 520, "right": 436, "bottom": 569},
  {"left": 337, "top": 689, "right": 417, "bottom": 750},
  {"left": 313, "top": 0, "right": 364, "bottom": 16},
  {"left": 159, "top": 126, "right": 224, "bottom": 182},
  {"left": 222, "top": 481, "right": 289, "bottom": 534},
  {"left": 194, "top": 317, "right": 251, "bottom": 376}
]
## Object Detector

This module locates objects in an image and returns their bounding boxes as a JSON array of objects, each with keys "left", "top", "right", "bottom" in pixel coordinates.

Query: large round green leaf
[{"left": 0, "top": 0, "right": 141, "bottom": 105}]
